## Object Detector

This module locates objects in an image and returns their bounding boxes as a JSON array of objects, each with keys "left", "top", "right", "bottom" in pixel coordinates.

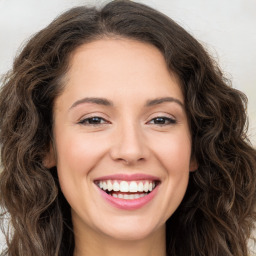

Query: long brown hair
[{"left": 1, "top": 1, "right": 256, "bottom": 255}]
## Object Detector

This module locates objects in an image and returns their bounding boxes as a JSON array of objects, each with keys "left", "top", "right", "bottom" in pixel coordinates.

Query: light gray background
[{"left": 0, "top": 0, "right": 256, "bottom": 252}]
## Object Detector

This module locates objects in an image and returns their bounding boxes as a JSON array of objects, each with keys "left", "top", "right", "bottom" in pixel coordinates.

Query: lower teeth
[{"left": 111, "top": 193, "right": 148, "bottom": 199}]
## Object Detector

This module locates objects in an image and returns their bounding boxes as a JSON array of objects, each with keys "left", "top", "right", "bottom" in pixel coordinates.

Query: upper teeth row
[{"left": 98, "top": 180, "right": 156, "bottom": 193}]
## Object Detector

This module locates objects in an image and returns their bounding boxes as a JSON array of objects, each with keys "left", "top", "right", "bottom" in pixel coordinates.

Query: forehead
[{"left": 58, "top": 38, "right": 184, "bottom": 108}]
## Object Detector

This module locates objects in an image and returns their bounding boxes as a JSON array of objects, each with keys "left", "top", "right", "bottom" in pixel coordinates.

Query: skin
[{"left": 46, "top": 38, "right": 197, "bottom": 256}]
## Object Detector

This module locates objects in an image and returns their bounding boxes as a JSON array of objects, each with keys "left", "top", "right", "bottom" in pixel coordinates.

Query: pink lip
[
  {"left": 96, "top": 185, "right": 159, "bottom": 210},
  {"left": 94, "top": 173, "right": 160, "bottom": 181},
  {"left": 94, "top": 173, "right": 160, "bottom": 210}
]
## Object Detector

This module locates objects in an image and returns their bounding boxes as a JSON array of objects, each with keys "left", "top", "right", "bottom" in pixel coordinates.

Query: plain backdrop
[{"left": 0, "top": 0, "right": 256, "bottom": 252}]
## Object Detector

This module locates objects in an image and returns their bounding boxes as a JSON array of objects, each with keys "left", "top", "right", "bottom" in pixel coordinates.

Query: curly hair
[{"left": 0, "top": 1, "right": 256, "bottom": 255}]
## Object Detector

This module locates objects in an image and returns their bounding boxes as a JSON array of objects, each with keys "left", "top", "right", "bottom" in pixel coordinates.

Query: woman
[{"left": 0, "top": 1, "right": 255, "bottom": 255}]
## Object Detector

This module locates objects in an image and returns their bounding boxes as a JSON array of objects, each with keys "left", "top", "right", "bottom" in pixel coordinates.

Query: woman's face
[{"left": 50, "top": 38, "right": 197, "bottom": 241}]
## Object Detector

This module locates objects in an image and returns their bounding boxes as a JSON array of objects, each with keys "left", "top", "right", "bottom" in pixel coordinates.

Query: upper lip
[{"left": 94, "top": 173, "right": 160, "bottom": 182}]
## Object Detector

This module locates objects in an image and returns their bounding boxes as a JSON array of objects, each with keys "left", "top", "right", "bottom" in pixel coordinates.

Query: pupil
[
  {"left": 89, "top": 117, "right": 101, "bottom": 124},
  {"left": 155, "top": 117, "right": 165, "bottom": 124}
]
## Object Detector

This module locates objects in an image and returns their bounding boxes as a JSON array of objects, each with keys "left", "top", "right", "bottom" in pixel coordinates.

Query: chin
[{"left": 97, "top": 218, "right": 163, "bottom": 241}]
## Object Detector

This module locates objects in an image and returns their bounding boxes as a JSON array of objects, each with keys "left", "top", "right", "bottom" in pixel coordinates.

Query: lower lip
[{"left": 96, "top": 185, "right": 159, "bottom": 210}]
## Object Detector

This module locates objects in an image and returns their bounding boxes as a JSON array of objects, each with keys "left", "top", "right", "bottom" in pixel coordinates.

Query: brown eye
[
  {"left": 148, "top": 117, "right": 176, "bottom": 125},
  {"left": 79, "top": 116, "right": 108, "bottom": 125}
]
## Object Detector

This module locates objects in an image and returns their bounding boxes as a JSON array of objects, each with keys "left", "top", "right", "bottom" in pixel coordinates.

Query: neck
[{"left": 73, "top": 224, "right": 166, "bottom": 256}]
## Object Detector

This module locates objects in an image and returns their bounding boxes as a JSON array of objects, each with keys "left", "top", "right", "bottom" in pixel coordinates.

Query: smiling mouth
[{"left": 95, "top": 180, "right": 160, "bottom": 199}]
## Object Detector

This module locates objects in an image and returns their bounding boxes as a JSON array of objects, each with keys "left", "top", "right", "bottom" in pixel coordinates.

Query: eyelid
[
  {"left": 148, "top": 116, "right": 176, "bottom": 125},
  {"left": 78, "top": 117, "right": 107, "bottom": 125},
  {"left": 146, "top": 111, "right": 176, "bottom": 121},
  {"left": 77, "top": 113, "right": 111, "bottom": 126}
]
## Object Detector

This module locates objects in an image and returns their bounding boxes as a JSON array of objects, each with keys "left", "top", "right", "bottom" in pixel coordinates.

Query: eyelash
[
  {"left": 78, "top": 116, "right": 109, "bottom": 126},
  {"left": 78, "top": 116, "right": 176, "bottom": 126},
  {"left": 148, "top": 116, "right": 176, "bottom": 126}
]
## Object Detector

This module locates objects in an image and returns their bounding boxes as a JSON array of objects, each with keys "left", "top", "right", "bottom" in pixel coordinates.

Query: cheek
[
  {"left": 55, "top": 131, "right": 106, "bottom": 175},
  {"left": 151, "top": 130, "right": 192, "bottom": 173},
  {"left": 54, "top": 132, "right": 108, "bottom": 206},
  {"left": 154, "top": 133, "right": 191, "bottom": 218}
]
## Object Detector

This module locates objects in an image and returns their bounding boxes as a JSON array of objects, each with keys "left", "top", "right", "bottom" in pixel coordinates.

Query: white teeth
[
  {"left": 113, "top": 181, "right": 120, "bottom": 191},
  {"left": 103, "top": 181, "right": 107, "bottom": 190},
  {"left": 124, "top": 194, "right": 129, "bottom": 199},
  {"left": 144, "top": 181, "right": 149, "bottom": 192},
  {"left": 138, "top": 182, "right": 144, "bottom": 192},
  {"left": 111, "top": 193, "right": 147, "bottom": 199},
  {"left": 128, "top": 194, "right": 134, "bottom": 199},
  {"left": 97, "top": 180, "right": 157, "bottom": 193},
  {"left": 120, "top": 181, "right": 129, "bottom": 192},
  {"left": 129, "top": 181, "right": 138, "bottom": 192},
  {"left": 107, "top": 180, "right": 113, "bottom": 191}
]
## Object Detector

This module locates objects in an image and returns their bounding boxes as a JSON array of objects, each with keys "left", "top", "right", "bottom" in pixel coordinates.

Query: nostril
[
  {"left": 109, "top": 131, "right": 149, "bottom": 164},
  {"left": 120, "top": 157, "right": 145, "bottom": 165}
]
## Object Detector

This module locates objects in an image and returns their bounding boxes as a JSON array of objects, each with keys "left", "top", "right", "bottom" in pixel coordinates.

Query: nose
[{"left": 109, "top": 121, "right": 149, "bottom": 165}]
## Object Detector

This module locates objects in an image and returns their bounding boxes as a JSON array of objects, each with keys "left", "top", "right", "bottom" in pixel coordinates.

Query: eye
[
  {"left": 148, "top": 116, "right": 176, "bottom": 126},
  {"left": 78, "top": 116, "right": 109, "bottom": 126}
]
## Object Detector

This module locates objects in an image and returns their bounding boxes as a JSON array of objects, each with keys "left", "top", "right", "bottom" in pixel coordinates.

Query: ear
[
  {"left": 43, "top": 143, "right": 56, "bottom": 168},
  {"left": 189, "top": 157, "right": 198, "bottom": 172}
]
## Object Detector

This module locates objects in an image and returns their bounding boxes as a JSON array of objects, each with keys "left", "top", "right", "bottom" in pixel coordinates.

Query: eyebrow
[
  {"left": 69, "top": 96, "right": 184, "bottom": 110},
  {"left": 70, "top": 97, "right": 113, "bottom": 109},
  {"left": 145, "top": 97, "right": 184, "bottom": 108}
]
